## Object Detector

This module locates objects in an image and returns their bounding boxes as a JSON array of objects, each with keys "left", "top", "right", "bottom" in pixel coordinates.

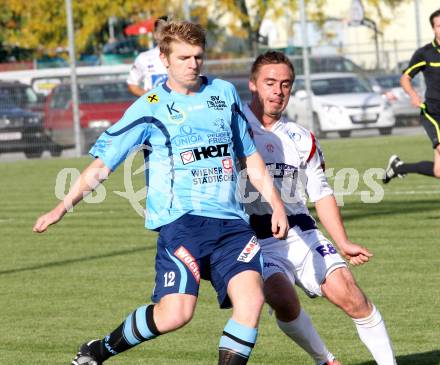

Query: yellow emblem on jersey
[{"left": 147, "top": 94, "right": 159, "bottom": 103}]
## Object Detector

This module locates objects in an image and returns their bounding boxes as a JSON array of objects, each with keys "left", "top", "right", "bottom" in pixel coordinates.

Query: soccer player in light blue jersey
[{"left": 33, "top": 21, "right": 288, "bottom": 365}]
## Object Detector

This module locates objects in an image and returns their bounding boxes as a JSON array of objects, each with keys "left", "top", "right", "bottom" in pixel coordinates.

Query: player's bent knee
[{"left": 155, "top": 294, "right": 196, "bottom": 332}]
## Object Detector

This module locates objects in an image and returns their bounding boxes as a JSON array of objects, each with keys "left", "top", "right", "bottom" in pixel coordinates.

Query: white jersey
[
  {"left": 243, "top": 105, "right": 346, "bottom": 298},
  {"left": 243, "top": 104, "right": 333, "bottom": 218},
  {"left": 126, "top": 47, "right": 168, "bottom": 91}
]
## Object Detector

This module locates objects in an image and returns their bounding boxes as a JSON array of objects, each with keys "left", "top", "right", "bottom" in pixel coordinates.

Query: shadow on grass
[
  {"left": 356, "top": 350, "right": 440, "bottom": 365},
  {"left": 334, "top": 199, "right": 440, "bottom": 222},
  {"left": 0, "top": 245, "right": 153, "bottom": 276}
]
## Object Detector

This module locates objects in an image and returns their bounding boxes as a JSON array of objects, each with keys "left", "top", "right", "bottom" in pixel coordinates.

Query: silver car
[
  {"left": 285, "top": 73, "right": 395, "bottom": 138},
  {"left": 369, "top": 74, "right": 423, "bottom": 126}
]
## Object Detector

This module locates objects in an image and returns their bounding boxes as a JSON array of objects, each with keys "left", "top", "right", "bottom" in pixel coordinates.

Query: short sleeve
[
  {"left": 229, "top": 86, "right": 256, "bottom": 158},
  {"left": 403, "top": 48, "right": 426, "bottom": 78},
  {"left": 89, "top": 99, "right": 151, "bottom": 171},
  {"left": 304, "top": 136, "right": 333, "bottom": 202}
]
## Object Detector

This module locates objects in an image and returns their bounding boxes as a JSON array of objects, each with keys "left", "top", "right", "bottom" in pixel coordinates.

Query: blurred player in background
[
  {"left": 383, "top": 9, "right": 440, "bottom": 183},
  {"left": 126, "top": 15, "right": 169, "bottom": 96},
  {"left": 244, "top": 51, "right": 396, "bottom": 365}
]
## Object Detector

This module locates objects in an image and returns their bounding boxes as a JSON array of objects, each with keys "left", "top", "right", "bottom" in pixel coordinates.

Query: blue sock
[
  {"left": 94, "top": 304, "right": 160, "bottom": 361},
  {"left": 219, "top": 319, "right": 258, "bottom": 360}
]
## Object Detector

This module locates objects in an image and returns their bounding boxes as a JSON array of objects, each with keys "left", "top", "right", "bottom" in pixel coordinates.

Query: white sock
[
  {"left": 352, "top": 305, "right": 396, "bottom": 365},
  {"left": 277, "top": 309, "right": 334, "bottom": 365}
]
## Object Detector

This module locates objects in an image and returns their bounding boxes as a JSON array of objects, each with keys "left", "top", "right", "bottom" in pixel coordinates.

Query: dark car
[
  {"left": 0, "top": 81, "right": 60, "bottom": 158},
  {"left": 44, "top": 79, "right": 137, "bottom": 154}
]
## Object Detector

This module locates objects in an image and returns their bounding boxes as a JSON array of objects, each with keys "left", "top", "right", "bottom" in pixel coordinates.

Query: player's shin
[
  {"left": 91, "top": 304, "right": 161, "bottom": 362},
  {"left": 277, "top": 309, "right": 336, "bottom": 365},
  {"left": 218, "top": 319, "right": 258, "bottom": 365},
  {"left": 352, "top": 305, "right": 396, "bottom": 365}
]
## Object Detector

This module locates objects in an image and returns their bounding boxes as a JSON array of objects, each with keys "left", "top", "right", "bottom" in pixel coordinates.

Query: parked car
[
  {"left": 0, "top": 81, "right": 60, "bottom": 158},
  {"left": 290, "top": 55, "right": 365, "bottom": 76},
  {"left": 44, "top": 79, "right": 137, "bottom": 154},
  {"left": 369, "top": 73, "right": 423, "bottom": 126},
  {"left": 285, "top": 73, "right": 395, "bottom": 138}
]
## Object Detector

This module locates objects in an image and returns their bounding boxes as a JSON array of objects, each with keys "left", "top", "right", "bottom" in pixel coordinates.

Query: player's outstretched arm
[
  {"left": 315, "top": 195, "right": 372, "bottom": 266},
  {"left": 33, "top": 158, "right": 111, "bottom": 233},
  {"left": 240, "top": 152, "right": 289, "bottom": 239}
]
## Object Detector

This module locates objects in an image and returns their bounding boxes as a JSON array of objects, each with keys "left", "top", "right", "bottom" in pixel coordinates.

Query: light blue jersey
[{"left": 90, "top": 76, "right": 256, "bottom": 230}]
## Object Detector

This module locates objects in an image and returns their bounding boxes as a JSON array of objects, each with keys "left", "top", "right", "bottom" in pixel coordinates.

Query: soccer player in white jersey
[
  {"left": 126, "top": 16, "right": 169, "bottom": 97},
  {"left": 33, "top": 23, "right": 289, "bottom": 365},
  {"left": 243, "top": 51, "right": 397, "bottom": 365}
]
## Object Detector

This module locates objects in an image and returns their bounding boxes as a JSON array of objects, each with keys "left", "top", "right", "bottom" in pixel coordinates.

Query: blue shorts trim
[{"left": 165, "top": 248, "right": 187, "bottom": 294}]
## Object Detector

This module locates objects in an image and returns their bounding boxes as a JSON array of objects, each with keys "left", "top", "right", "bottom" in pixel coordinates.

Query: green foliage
[
  {"left": 0, "top": 0, "right": 168, "bottom": 55},
  {"left": 0, "top": 0, "right": 414, "bottom": 59},
  {"left": 0, "top": 133, "right": 439, "bottom": 364}
]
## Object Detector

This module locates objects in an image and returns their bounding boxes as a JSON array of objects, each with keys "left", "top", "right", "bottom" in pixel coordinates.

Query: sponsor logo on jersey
[
  {"left": 171, "top": 126, "right": 203, "bottom": 148},
  {"left": 265, "top": 143, "right": 275, "bottom": 153},
  {"left": 207, "top": 95, "right": 227, "bottom": 110},
  {"left": 167, "top": 102, "right": 186, "bottom": 124},
  {"left": 222, "top": 158, "right": 233, "bottom": 171},
  {"left": 208, "top": 119, "right": 231, "bottom": 144},
  {"left": 214, "top": 118, "right": 227, "bottom": 132},
  {"left": 187, "top": 104, "right": 205, "bottom": 112},
  {"left": 93, "top": 138, "right": 112, "bottom": 153},
  {"left": 287, "top": 131, "right": 301, "bottom": 141},
  {"left": 147, "top": 94, "right": 159, "bottom": 103},
  {"left": 208, "top": 132, "right": 231, "bottom": 144},
  {"left": 180, "top": 144, "right": 230, "bottom": 165},
  {"left": 266, "top": 162, "right": 297, "bottom": 178},
  {"left": 175, "top": 246, "right": 200, "bottom": 283},
  {"left": 191, "top": 166, "right": 234, "bottom": 185},
  {"left": 180, "top": 150, "right": 196, "bottom": 164},
  {"left": 237, "top": 236, "right": 260, "bottom": 263}
]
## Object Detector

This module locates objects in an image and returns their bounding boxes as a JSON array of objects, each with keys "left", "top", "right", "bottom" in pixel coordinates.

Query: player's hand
[
  {"left": 410, "top": 94, "right": 422, "bottom": 108},
  {"left": 338, "top": 240, "right": 373, "bottom": 266},
  {"left": 33, "top": 208, "right": 65, "bottom": 233},
  {"left": 271, "top": 206, "right": 289, "bottom": 240}
]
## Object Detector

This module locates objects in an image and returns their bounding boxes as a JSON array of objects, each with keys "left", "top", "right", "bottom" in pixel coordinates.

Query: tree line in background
[{"left": 0, "top": 0, "right": 409, "bottom": 62}]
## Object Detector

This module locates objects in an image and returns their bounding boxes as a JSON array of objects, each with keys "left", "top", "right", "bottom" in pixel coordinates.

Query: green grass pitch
[{"left": 0, "top": 133, "right": 439, "bottom": 364}]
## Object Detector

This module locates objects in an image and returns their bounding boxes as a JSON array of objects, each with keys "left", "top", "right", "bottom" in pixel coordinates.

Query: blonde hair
[{"left": 158, "top": 21, "right": 206, "bottom": 57}]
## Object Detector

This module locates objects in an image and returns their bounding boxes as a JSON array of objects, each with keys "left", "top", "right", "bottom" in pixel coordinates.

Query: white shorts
[{"left": 260, "top": 226, "right": 347, "bottom": 297}]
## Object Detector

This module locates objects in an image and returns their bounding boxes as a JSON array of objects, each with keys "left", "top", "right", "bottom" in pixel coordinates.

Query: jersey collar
[
  {"left": 161, "top": 75, "right": 208, "bottom": 94},
  {"left": 244, "top": 103, "right": 283, "bottom": 132}
]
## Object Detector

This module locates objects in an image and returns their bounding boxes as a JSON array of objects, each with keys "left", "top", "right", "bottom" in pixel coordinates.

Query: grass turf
[{"left": 0, "top": 133, "right": 439, "bottom": 364}]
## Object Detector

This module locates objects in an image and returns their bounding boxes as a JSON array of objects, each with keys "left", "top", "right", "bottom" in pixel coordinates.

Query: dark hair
[
  {"left": 429, "top": 9, "right": 440, "bottom": 27},
  {"left": 250, "top": 51, "right": 295, "bottom": 81},
  {"left": 159, "top": 21, "right": 206, "bottom": 57},
  {"left": 154, "top": 15, "right": 168, "bottom": 30}
]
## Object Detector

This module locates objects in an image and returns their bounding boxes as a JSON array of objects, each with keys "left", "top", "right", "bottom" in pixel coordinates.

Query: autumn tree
[
  {"left": 0, "top": 0, "right": 169, "bottom": 57},
  {"left": 215, "top": 0, "right": 411, "bottom": 57}
]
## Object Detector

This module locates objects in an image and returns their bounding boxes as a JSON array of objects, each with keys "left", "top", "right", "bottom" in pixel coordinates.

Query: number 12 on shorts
[
  {"left": 164, "top": 271, "right": 176, "bottom": 287},
  {"left": 315, "top": 243, "right": 337, "bottom": 257}
]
